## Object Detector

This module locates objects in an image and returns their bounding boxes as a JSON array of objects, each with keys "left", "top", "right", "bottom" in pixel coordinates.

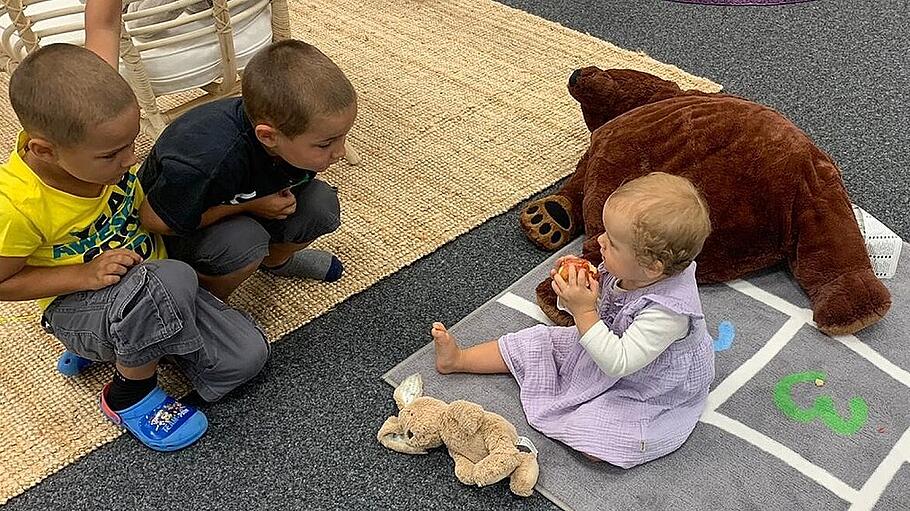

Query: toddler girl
[{"left": 432, "top": 172, "right": 714, "bottom": 468}]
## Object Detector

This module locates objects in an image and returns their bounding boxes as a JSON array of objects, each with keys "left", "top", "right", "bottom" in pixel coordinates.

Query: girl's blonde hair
[{"left": 606, "top": 172, "right": 712, "bottom": 276}]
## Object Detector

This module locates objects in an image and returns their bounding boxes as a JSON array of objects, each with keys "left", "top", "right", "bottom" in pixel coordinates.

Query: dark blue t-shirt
[{"left": 138, "top": 97, "right": 315, "bottom": 236}]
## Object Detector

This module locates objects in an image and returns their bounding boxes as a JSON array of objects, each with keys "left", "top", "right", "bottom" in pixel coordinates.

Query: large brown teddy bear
[{"left": 520, "top": 67, "right": 890, "bottom": 335}]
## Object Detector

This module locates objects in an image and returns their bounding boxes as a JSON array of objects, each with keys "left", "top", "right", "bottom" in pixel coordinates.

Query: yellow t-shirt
[{"left": 0, "top": 132, "right": 167, "bottom": 309}]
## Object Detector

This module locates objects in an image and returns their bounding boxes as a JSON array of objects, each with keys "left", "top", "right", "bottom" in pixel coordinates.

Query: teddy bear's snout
[{"left": 569, "top": 68, "right": 582, "bottom": 86}]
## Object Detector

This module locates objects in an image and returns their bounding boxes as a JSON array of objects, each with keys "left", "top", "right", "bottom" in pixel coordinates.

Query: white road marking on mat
[
  {"left": 833, "top": 334, "right": 910, "bottom": 389},
  {"left": 727, "top": 279, "right": 910, "bottom": 389},
  {"left": 725, "top": 279, "right": 815, "bottom": 323},
  {"left": 701, "top": 411, "right": 859, "bottom": 504},
  {"left": 848, "top": 428, "right": 910, "bottom": 511},
  {"left": 705, "top": 316, "right": 805, "bottom": 412},
  {"left": 496, "top": 292, "right": 554, "bottom": 326}
]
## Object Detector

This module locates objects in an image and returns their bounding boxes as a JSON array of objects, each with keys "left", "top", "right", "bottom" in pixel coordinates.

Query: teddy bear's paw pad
[
  {"left": 520, "top": 195, "right": 574, "bottom": 251},
  {"left": 385, "top": 432, "right": 408, "bottom": 444}
]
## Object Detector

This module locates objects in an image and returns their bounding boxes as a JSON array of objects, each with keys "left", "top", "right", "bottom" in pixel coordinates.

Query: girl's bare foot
[{"left": 431, "top": 322, "right": 462, "bottom": 374}]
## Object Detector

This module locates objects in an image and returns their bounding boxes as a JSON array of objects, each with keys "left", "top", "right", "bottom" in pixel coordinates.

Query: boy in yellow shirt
[{"left": 0, "top": 0, "right": 268, "bottom": 451}]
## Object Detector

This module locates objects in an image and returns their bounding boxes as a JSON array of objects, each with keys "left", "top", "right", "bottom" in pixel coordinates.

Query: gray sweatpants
[{"left": 43, "top": 259, "right": 269, "bottom": 401}]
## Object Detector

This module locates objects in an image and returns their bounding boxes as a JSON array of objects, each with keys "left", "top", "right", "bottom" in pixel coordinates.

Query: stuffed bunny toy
[{"left": 377, "top": 374, "right": 539, "bottom": 497}]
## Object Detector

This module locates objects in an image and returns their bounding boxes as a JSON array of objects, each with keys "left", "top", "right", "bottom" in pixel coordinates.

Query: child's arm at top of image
[{"left": 83, "top": 0, "right": 123, "bottom": 68}]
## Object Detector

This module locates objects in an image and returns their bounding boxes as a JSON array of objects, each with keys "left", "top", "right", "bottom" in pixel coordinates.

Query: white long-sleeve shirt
[
  {"left": 559, "top": 284, "right": 690, "bottom": 378},
  {"left": 579, "top": 305, "right": 689, "bottom": 378}
]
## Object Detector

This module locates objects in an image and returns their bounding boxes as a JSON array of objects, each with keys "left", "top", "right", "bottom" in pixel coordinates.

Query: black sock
[{"left": 106, "top": 369, "right": 157, "bottom": 411}]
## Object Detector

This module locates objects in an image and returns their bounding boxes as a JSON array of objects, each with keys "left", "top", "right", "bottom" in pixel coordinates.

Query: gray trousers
[
  {"left": 43, "top": 259, "right": 269, "bottom": 402},
  {"left": 165, "top": 179, "right": 341, "bottom": 276}
]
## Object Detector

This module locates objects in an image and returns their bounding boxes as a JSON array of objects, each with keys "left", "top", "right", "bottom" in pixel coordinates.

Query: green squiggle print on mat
[{"left": 773, "top": 371, "right": 868, "bottom": 436}]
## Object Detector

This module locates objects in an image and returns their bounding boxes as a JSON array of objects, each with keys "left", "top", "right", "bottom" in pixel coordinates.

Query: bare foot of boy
[{"left": 432, "top": 322, "right": 462, "bottom": 374}]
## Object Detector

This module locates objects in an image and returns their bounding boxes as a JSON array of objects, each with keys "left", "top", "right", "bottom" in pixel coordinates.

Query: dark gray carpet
[{"left": 6, "top": 1, "right": 907, "bottom": 510}]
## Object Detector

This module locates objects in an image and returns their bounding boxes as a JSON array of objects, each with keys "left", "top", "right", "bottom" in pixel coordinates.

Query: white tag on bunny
[{"left": 516, "top": 436, "right": 539, "bottom": 455}]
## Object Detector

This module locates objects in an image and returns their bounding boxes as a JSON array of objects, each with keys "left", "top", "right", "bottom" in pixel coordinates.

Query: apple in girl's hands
[
  {"left": 556, "top": 256, "right": 598, "bottom": 282},
  {"left": 551, "top": 255, "right": 600, "bottom": 317}
]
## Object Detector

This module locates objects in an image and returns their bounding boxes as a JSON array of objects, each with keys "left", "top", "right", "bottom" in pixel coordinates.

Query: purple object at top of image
[{"left": 667, "top": 0, "right": 814, "bottom": 5}]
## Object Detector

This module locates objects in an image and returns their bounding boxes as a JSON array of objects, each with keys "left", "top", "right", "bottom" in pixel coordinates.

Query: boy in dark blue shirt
[{"left": 139, "top": 40, "right": 355, "bottom": 300}]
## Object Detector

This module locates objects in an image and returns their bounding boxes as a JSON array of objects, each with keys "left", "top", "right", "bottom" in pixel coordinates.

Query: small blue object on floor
[
  {"left": 57, "top": 350, "right": 94, "bottom": 376},
  {"left": 713, "top": 320, "right": 736, "bottom": 352}
]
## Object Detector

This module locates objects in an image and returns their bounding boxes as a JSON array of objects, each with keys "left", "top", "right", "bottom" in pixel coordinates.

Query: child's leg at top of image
[{"left": 431, "top": 322, "right": 509, "bottom": 374}]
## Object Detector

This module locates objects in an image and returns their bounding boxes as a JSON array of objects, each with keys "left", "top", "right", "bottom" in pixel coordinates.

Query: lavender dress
[{"left": 498, "top": 262, "right": 714, "bottom": 468}]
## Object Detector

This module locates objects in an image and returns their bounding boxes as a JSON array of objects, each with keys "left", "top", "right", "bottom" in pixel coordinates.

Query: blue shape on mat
[
  {"left": 57, "top": 350, "right": 94, "bottom": 376},
  {"left": 713, "top": 321, "right": 736, "bottom": 352}
]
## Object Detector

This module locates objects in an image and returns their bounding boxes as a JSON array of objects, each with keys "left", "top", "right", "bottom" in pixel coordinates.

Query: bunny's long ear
[{"left": 393, "top": 373, "right": 423, "bottom": 410}]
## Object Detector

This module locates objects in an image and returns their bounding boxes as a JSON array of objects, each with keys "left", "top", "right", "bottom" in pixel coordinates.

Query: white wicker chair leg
[
  {"left": 270, "top": 0, "right": 291, "bottom": 41},
  {"left": 119, "top": 19, "right": 167, "bottom": 138}
]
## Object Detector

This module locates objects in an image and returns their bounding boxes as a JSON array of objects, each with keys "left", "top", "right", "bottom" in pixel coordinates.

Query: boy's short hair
[
  {"left": 606, "top": 172, "right": 712, "bottom": 276},
  {"left": 8, "top": 44, "right": 137, "bottom": 147},
  {"left": 242, "top": 40, "right": 356, "bottom": 138}
]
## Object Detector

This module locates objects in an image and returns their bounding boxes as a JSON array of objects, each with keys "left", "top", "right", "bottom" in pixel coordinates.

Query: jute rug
[
  {"left": 0, "top": 0, "right": 719, "bottom": 504},
  {"left": 385, "top": 238, "right": 910, "bottom": 510}
]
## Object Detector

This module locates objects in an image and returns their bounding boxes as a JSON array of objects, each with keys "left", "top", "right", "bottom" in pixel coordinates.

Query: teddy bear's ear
[
  {"left": 393, "top": 373, "right": 423, "bottom": 410},
  {"left": 444, "top": 400, "right": 485, "bottom": 437}
]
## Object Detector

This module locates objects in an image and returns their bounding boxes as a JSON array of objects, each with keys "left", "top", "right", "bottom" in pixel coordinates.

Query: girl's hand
[{"left": 551, "top": 264, "right": 599, "bottom": 317}]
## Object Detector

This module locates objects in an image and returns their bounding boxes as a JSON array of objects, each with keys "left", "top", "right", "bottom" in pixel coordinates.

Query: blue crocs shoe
[
  {"left": 56, "top": 351, "right": 94, "bottom": 377},
  {"left": 100, "top": 384, "right": 208, "bottom": 452}
]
